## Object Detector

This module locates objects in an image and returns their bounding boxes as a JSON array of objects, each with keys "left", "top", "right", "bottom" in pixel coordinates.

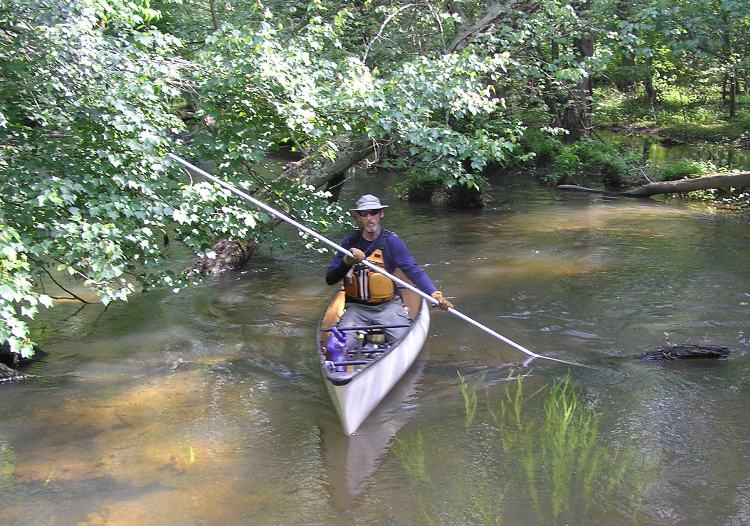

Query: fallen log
[
  {"left": 634, "top": 344, "right": 730, "bottom": 361},
  {"left": 557, "top": 171, "right": 750, "bottom": 198}
]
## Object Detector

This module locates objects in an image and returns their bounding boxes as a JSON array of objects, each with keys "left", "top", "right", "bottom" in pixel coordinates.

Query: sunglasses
[{"left": 356, "top": 209, "right": 382, "bottom": 217}]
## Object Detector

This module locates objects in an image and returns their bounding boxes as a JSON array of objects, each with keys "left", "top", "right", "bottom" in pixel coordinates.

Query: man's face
[{"left": 353, "top": 209, "right": 384, "bottom": 234}]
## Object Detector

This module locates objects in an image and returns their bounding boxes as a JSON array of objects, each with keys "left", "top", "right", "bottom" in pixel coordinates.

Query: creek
[{"left": 1, "top": 169, "right": 750, "bottom": 525}]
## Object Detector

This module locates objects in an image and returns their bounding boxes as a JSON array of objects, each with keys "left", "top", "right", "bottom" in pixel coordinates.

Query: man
[{"left": 325, "top": 194, "right": 453, "bottom": 347}]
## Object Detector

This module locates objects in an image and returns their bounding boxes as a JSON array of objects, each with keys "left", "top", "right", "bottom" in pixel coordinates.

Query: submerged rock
[
  {"left": 0, "top": 342, "right": 43, "bottom": 382},
  {"left": 0, "top": 362, "right": 31, "bottom": 382},
  {"left": 634, "top": 344, "right": 730, "bottom": 361}
]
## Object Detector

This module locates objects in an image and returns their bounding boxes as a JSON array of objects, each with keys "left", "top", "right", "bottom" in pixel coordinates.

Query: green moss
[
  {"left": 393, "top": 170, "right": 485, "bottom": 208},
  {"left": 658, "top": 119, "right": 750, "bottom": 144}
]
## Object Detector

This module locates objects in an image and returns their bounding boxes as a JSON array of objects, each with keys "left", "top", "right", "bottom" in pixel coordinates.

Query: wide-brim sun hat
[{"left": 349, "top": 194, "right": 389, "bottom": 211}]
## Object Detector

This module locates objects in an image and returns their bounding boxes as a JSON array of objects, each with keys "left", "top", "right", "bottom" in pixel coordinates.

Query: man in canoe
[{"left": 325, "top": 194, "right": 453, "bottom": 347}]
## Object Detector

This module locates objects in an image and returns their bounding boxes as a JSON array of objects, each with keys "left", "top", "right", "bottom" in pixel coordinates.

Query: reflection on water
[
  {"left": 1, "top": 171, "right": 750, "bottom": 524},
  {"left": 321, "top": 362, "right": 424, "bottom": 508},
  {"left": 598, "top": 129, "right": 750, "bottom": 171}
]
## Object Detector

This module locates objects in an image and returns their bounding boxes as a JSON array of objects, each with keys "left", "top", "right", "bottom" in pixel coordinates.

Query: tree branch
[
  {"left": 34, "top": 259, "right": 96, "bottom": 304},
  {"left": 363, "top": 4, "right": 416, "bottom": 64}
]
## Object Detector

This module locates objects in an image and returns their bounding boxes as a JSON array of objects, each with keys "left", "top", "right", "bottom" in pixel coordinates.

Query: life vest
[{"left": 344, "top": 247, "right": 395, "bottom": 304}]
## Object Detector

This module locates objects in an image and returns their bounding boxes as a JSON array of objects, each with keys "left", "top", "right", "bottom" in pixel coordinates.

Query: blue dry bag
[{"left": 325, "top": 327, "right": 348, "bottom": 371}]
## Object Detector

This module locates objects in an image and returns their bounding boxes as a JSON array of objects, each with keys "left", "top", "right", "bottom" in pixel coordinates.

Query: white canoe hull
[{"left": 323, "top": 298, "right": 430, "bottom": 435}]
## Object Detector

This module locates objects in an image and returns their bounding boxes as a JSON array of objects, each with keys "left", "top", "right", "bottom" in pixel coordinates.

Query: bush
[
  {"left": 550, "top": 147, "right": 582, "bottom": 184},
  {"left": 654, "top": 159, "right": 715, "bottom": 181},
  {"left": 392, "top": 170, "right": 447, "bottom": 202},
  {"left": 546, "top": 140, "right": 645, "bottom": 187},
  {"left": 520, "top": 129, "right": 563, "bottom": 164}
]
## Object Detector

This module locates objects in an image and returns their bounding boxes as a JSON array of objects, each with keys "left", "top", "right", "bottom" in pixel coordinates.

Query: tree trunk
[
  {"left": 279, "top": 136, "right": 374, "bottom": 188},
  {"left": 617, "top": 53, "right": 636, "bottom": 92},
  {"left": 561, "top": 2, "right": 594, "bottom": 142},
  {"left": 644, "top": 55, "right": 657, "bottom": 106},
  {"left": 208, "top": 0, "right": 220, "bottom": 31},
  {"left": 447, "top": 2, "right": 505, "bottom": 53},
  {"left": 447, "top": 0, "right": 539, "bottom": 52},
  {"left": 556, "top": 172, "right": 750, "bottom": 198}
]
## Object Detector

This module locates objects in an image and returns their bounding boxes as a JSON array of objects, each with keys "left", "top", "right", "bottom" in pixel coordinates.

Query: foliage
[
  {"left": 519, "top": 129, "right": 563, "bottom": 165},
  {"left": 546, "top": 140, "right": 645, "bottom": 186},
  {"left": 195, "top": 14, "right": 524, "bottom": 191},
  {"left": 194, "top": 16, "right": 371, "bottom": 166},
  {"left": 0, "top": 0, "right": 342, "bottom": 357},
  {"left": 654, "top": 159, "right": 715, "bottom": 181},
  {"left": 550, "top": 147, "right": 583, "bottom": 185},
  {"left": 2, "top": 0, "right": 182, "bottom": 356}
]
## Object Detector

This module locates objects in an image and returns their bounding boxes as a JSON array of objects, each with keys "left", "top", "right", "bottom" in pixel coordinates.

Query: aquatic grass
[
  {"left": 183, "top": 444, "right": 197, "bottom": 464},
  {"left": 458, "top": 372, "right": 479, "bottom": 428},
  {"left": 402, "top": 372, "right": 653, "bottom": 524},
  {"left": 482, "top": 372, "right": 649, "bottom": 523},
  {"left": 0, "top": 440, "right": 17, "bottom": 489},
  {"left": 469, "top": 483, "right": 507, "bottom": 526},
  {"left": 392, "top": 429, "right": 431, "bottom": 486},
  {"left": 486, "top": 375, "right": 544, "bottom": 454}
]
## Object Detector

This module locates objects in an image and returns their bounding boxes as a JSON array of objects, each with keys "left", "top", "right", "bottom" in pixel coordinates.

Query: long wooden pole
[{"left": 168, "top": 153, "right": 579, "bottom": 366}]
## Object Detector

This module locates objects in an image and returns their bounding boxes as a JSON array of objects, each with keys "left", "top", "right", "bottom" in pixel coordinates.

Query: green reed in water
[
  {"left": 457, "top": 372, "right": 479, "bottom": 428},
  {"left": 0, "top": 440, "right": 17, "bottom": 490},
  {"left": 392, "top": 373, "right": 652, "bottom": 524},
  {"left": 392, "top": 429, "right": 431, "bottom": 486},
  {"left": 485, "top": 372, "right": 646, "bottom": 523}
]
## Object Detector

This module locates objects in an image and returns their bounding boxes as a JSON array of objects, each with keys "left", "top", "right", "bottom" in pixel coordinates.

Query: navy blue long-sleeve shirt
[{"left": 325, "top": 229, "right": 437, "bottom": 296}]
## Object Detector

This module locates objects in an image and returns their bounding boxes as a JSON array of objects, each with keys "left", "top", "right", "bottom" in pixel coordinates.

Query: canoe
[{"left": 318, "top": 275, "right": 430, "bottom": 435}]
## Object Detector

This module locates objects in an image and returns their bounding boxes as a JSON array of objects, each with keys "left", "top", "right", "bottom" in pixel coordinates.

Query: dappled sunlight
[
  {"left": 14, "top": 370, "right": 252, "bottom": 487},
  {"left": 470, "top": 255, "right": 602, "bottom": 281},
  {"left": 79, "top": 485, "right": 274, "bottom": 525},
  {"left": 508, "top": 203, "right": 697, "bottom": 235},
  {"left": 3, "top": 172, "right": 747, "bottom": 526}
]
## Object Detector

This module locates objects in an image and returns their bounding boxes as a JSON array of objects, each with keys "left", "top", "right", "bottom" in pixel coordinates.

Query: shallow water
[{"left": 2, "top": 170, "right": 750, "bottom": 525}]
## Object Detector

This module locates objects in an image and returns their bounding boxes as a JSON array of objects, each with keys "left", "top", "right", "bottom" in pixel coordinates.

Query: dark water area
[{"left": 2, "top": 170, "right": 750, "bottom": 524}]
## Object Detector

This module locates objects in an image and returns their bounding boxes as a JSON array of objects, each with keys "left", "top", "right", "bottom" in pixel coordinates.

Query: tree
[
  {"left": 0, "top": 0, "right": 342, "bottom": 357},
  {"left": 0, "top": 1, "right": 528, "bottom": 357}
]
